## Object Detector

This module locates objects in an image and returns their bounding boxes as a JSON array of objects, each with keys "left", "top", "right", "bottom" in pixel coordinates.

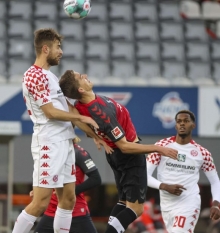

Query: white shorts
[
  {"left": 162, "top": 206, "right": 200, "bottom": 233},
  {"left": 32, "top": 139, "right": 76, "bottom": 188}
]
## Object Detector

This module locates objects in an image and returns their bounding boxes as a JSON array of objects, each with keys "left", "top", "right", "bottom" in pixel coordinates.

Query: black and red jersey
[
  {"left": 44, "top": 143, "right": 97, "bottom": 217},
  {"left": 74, "top": 95, "right": 137, "bottom": 148}
]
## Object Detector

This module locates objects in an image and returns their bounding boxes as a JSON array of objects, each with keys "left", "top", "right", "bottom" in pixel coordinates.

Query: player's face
[
  {"left": 47, "top": 40, "right": 63, "bottom": 66},
  {"left": 175, "top": 113, "right": 195, "bottom": 138},
  {"left": 74, "top": 72, "right": 93, "bottom": 90}
]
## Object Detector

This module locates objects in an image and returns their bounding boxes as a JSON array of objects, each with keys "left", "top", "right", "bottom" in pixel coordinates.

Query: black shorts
[
  {"left": 106, "top": 146, "right": 147, "bottom": 204},
  {"left": 34, "top": 214, "right": 98, "bottom": 233}
]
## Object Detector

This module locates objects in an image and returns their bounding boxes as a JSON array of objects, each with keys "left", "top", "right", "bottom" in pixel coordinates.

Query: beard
[{"left": 47, "top": 53, "right": 59, "bottom": 66}]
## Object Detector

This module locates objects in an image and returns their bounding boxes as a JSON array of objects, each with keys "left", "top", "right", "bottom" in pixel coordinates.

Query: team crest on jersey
[
  {"left": 53, "top": 175, "right": 58, "bottom": 182},
  {"left": 36, "top": 84, "right": 45, "bottom": 93},
  {"left": 177, "top": 154, "right": 186, "bottom": 162},
  {"left": 191, "top": 150, "right": 198, "bottom": 157},
  {"left": 111, "top": 126, "right": 123, "bottom": 139}
]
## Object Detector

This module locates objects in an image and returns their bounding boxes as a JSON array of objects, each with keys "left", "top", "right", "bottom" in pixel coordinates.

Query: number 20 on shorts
[{"left": 173, "top": 216, "right": 186, "bottom": 228}]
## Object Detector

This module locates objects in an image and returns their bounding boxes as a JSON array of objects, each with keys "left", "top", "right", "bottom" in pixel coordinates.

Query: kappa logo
[
  {"left": 177, "top": 154, "right": 186, "bottom": 162},
  {"left": 111, "top": 126, "right": 123, "bottom": 139},
  {"left": 41, "top": 146, "right": 50, "bottom": 151},
  {"left": 36, "top": 84, "right": 45, "bottom": 93},
  {"left": 42, "top": 98, "right": 49, "bottom": 104},
  {"left": 41, "top": 171, "right": 49, "bottom": 176},
  {"left": 41, "top": 154, "right": 50, "bottom": 159},
  {"left": 40, "top": 179, "right": 49, "bottom": 185},
  {"left": 41, "top": 162, "right": 50, "bottom": 168}
]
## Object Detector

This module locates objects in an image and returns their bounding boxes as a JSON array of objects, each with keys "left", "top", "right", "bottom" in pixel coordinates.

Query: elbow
[
  {"left": 119, "top": 146, "right": 129, "bottom": 154},
  {"left": 96, "top": 173, "right": 102, "bottom": 186}
]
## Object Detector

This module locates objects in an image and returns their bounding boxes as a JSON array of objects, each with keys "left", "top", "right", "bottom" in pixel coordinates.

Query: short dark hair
[
  {"left": 34, "top": 28, "right": 63, "bottom": 56},
  {"left": 59, "top": 70, "right": 82, "bottom": 99},
  {"left": 175, "top": 110, "right": 196, "bottom": 122}
]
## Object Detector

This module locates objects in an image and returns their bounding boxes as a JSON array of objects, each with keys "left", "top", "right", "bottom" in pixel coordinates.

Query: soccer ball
[{"left": 63, "top": 0, "right": 91, "bottom": 19}]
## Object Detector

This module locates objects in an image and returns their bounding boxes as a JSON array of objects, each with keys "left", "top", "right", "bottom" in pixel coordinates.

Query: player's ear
[
  {"left": 192, "top": 122, "right": 196, "bottom": 129},
  {"left": 78, "top": 87, "right": 84, "bottom": 93},
  {"left": 42, "top": 45, "right": 49, "bottom": 55}
]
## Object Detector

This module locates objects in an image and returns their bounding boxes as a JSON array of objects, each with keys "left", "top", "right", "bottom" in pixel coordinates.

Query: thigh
[
  {"left": 32, "top": 139, "right": 75, "bottom": 188},
  {"left": 163, "top": 207, "right": 200, "bottom": 233},
  {"left": 34, "top": 215, "right": 54, "bottom": 233},
  {"left": 70, "top": 215, "right": 98, "bottom": 233}
]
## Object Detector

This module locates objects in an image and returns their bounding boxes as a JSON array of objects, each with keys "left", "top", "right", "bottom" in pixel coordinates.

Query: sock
[
  {"left": 53, "top": 207, "right": 72, "bottom": 233},
  {"left": 105, "top": 207, "right": 137, "bottom": 233},
  {"left": 108, "top": 202, "right": 126, "bottom": 224},
  {"left": 12, "top": 210, "right": 37, "bottom": 233}
]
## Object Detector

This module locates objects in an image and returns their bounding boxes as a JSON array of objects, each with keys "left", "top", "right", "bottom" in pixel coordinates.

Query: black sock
[
  {"left": 108, "top": 202, "right": 126, "bottom": 223},
  {"left": 105, "top": 208, "right": 137, "bottom": 233}
]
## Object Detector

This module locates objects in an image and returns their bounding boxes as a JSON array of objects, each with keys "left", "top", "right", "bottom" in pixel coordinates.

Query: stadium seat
[
  {"left": 60, "top": 59, "right": 84, "bottom": 75},
  {"left": 0, "top": 60, "right": 6, "bottom": 77},
  {"left": 148, "top": 76, "right": 171, "bottom": 86},
  {"left": 211, "top": 41, "right": 220, "bottom": 60},
  {"left": 135, "top": 22, "right": 158, "bottom": 41},
  {"left": 8, "top": 38, "right": 33, "bottom": 59},
  {"left": 137, "top": 61, "right": 160, "bottom": 79},
  {"left": 34, "top": 19, "right": 58, "bottom": 31},
  {"left": 125, "top": 76, "right": 149, "bottom": 86},
  {"left": 185, "top": 21, "right": 208, "bottom": 42},
  {"left": 162, "top": 61, "right": 186, "bottom": 79},
  {"left": 0, "top": 40, "right": 6, "bottom": 59},
  {"left": 192, "top": 77, "right": 216, "bottom": 86},
  {"left": 8, "top": 58, "right": 32, "bottom": 77},
  {"left": 171, "top": 77, "right": 194, "bottom": 87},
  {"left": 216, "top": 21, "right": 220, "bottom": 39},
  {"left": 213, "top": 62, "right": 220, "bottom": 84},
  {"left": 186, "top": 42, "right": 209, "bottom": 62},
  {"left": 85, "top": 22, "right": 108, "bottom": 41},
  {"left": 0, "top": 0, "right": 6, "bottom": 20},
  {"left": 109, "top": 2, "right": 132, "bottom": 22},
  {"left": 112, "top": 61, "right": 135, "bottom": 78},
  {"left": 160, "top": 22, "right": 183, "bottom": 41},
  {"left": 8, "top": 74, "right": 23, "bottom": 84},
  {"left": 159, "top": 2, "right": 181, "bottom": 21},
  {"left": 34, "top": 1, "right": 57, "bottom": 20},
  {"left": 60, "top": 20, "right": 83, "bottom": 40},
  {"left": 0, "top": 22, "right": 6, "bottom": 40},
  {"left": 111, "top": 42, "right": 134, "bottom": 61},
  {"left": 0, "top": 75, "right": 7, "bottom": 83},
  {"left": 187, "top": 62, "right": 211, "bottom": 80},
  {"left": 62, "top": 41, "right": 83, "bottom": 60},
  {"left": 202, "top": 1, "right": 220, "bottom": 20},
  {"left": 86, "top": 41, "right": 109, "bottom": 60},
  {"left": 179, "top": 0, "right": 201, "bottom": 19},
  {"left": 134, "top": 3, "right": 157, "bottom": 22},
  {"left": 87, "top": 60, "right": 110, "bottom": 78},
  {"left": 102, "top": 76, "right": 126, "bottom": 86},
  {"left": 87, "top": 3, "right": 106, "bottom": 21},
  {"left": 8, "top": 1, "right": 32, "bottom": 19},
  {"left": 110, "top": 22, "right": 133, "bottom": 41},
  {"left": 161, "top": 42, "right": 184, "bottom": 62},
  {"left": 8, "top": 20, "right": 32, "bottom": 38},
  {"left": 136, "top": 42, "right": 159, "bottom": 61}
]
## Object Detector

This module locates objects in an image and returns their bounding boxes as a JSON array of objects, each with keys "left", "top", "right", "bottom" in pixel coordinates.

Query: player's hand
[
  {"left": 210, "top": 205, "right": 220, "bottom": 220},
  {"left": 80, "top": 116, "right": 99, "bottom": 129},
  {"left": 159, "top": 147, "right": 178, "bottom": 160},
  {"left": 93, "top": 138, "right": 114, "bottom": 154},
  {"left": 160, "top": 183, "right": 186, "bottom": 196}
]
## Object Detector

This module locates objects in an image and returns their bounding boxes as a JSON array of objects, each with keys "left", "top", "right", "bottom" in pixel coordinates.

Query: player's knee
[
  {"left": 130, "top": 204, "right": 144, "bottom": 217},
  {"left": 59, "top": 192, "right": 76, "bottom": 209}
]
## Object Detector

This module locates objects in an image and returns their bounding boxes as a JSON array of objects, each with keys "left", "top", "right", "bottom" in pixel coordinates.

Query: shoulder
[
  {"left": 190, "top": 140, "right": 211, "bottom": 157},
  {"left": 155, "top": 136, "right": 175, "bottom": 147},
  {"left": 24, "top": 65, "right": 47, "bottom": 83}
]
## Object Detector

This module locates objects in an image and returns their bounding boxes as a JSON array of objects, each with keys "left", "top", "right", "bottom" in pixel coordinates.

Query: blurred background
[{"left": 0, "top": 0, "right": 220, "bottom": 232}]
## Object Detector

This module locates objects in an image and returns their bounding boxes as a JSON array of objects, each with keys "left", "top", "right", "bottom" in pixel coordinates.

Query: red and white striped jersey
[
  {"left": 22, "top": 65, "right": 75, "bottom": 146},
  {"left": 147, "top": 136, "right": 217, "bottom": 211}
]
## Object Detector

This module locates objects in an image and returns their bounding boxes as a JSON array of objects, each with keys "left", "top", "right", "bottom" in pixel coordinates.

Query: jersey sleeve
[
  {"left": 147, "top": 140, "right": 163, "bottom": 165},
  {"left": 24, "top": 69, "right": 51, "bottom": 107},
  {"left": 200, "top": 148, "right": 216, "bottom": 172},
  {"left": 74, "top": 144, "right": 97, "bottom": 174}
]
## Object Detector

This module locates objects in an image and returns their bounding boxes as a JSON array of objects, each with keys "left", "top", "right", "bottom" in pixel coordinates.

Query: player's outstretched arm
[
  {"left": 41, "top": 102, "right": 99, "bottom": 129},
  {"left": 115, "top": 137, "right": 178, "bottom": 160}
]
